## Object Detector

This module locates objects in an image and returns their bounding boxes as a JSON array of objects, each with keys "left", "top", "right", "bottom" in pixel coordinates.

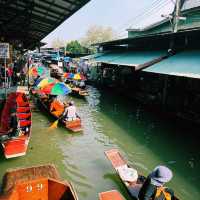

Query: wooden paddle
[
  {"left": 49, "top": 119, "right": 59, "bottom": 129},
  {"left": 49, "top": 109, "right": 67, "bottom": 129},
  {"left": 49, "top": 99, "right": 71, "bottom": 129}
]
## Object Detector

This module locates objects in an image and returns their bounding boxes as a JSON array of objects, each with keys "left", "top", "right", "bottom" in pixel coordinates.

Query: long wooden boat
[
  {"left": 0, "top": 92, "right": 32, "bottom": 159},
  {"left": 35, "top": 94, "right": 83, "bottom": 132},
  {"left": 99, "top": 190, "right": 125, "bottom": 200},
  {"left": 70, "top": 87, "right": 89, "bottom": 98},
  {"left": 105, "top": 149, "right": 179, "bottom": 200},
  {"left": 0, "top": 164, "right": 78, "bottom": 200}
]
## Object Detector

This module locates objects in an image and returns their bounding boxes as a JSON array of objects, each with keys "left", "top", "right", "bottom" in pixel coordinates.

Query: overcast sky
[{"left": 42, "top": 0, "right": 174, "bottom": 46}]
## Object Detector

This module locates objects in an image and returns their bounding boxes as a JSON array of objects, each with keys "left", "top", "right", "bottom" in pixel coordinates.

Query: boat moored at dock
[
  {"left": 0, "top": 92, "right": 32, "bottom": 159},
  {"left": 0, "top": 164, "right": 78, "bottom": 200}
]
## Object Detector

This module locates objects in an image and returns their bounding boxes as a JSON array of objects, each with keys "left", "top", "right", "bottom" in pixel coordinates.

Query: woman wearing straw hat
[{"left": 138, "top": 165, "right": 175, "bottom": 200}]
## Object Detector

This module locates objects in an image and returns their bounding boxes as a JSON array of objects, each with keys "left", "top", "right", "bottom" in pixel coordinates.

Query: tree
[
  {"left": 81, "top": 25, "right": 117, "bottom": 53},
  {"left": 66, "top": 40, "right": 86, "bottom": 54},
  {"left": 51, "top": 37, "right": 65, "bottom": 48}
]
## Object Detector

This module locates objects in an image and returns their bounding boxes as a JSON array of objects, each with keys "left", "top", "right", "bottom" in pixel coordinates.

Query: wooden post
[
  {"left": 162, "top": 75, "right": 168, "bottom": 110},
  {"left": 4, "top": 55, "right": 7, "bottom": 99}
]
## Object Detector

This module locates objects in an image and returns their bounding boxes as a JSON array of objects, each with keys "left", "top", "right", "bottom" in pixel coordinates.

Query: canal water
[{"left": 0, "top": 85, "right": 199, "bottom": 200}]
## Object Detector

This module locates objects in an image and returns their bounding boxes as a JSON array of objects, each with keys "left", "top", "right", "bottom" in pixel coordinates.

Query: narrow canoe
[
  {"left": 0, "top": 164, "right": 78, "bottom": 200},
  {"left": 105, "top": 149, "right": 179, "bottom": 200},
  {"left": 36, "top": 95, "right": 83, "bottom": 132},
  {"left": 71, "top": 87, "right": 88, "bottom": 98},
  {"left": 0, "top": 92, "right": 32, "bottom": 159},
  {"left": 99, "top": 190, "right": 125, "bottom": 200}
]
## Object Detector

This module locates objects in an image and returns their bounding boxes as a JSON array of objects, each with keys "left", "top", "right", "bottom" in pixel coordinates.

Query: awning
[
  {"left": 0, "top": 0, "right": 90, "bottom": 49},
  {"left": 94, "top": 51, "right": 167, "bottom": 68},
  {"left": 81, "top": 53, "right": 104, "bottom": 60},
  {"left": 143, "top": 50, "right": 200, "bottom": 79}
]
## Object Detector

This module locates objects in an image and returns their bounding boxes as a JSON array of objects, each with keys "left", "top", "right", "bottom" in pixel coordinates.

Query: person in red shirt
[{"left": 7, "top": 65, "right": 13, "bottom": 88}]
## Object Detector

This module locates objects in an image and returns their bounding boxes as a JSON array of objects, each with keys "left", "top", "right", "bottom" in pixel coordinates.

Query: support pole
[
  {"left": 27, "top": 56, "right": 30, "bottom": 90},
  {"left": 4, "top": 55, "right": 7, "bottom": 99},
  {"left": 173, "top": 0, "right": 181, "bottom": 33}
]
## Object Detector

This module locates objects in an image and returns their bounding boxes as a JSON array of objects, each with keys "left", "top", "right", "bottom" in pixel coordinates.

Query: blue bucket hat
[{"left": 150, "top": 166, "right": 173, "bottom": 186}]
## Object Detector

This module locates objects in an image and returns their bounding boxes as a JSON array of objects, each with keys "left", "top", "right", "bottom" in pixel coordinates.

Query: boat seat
[
  {"left": 17, "top": 107, "right": 30, "bottom": 113},
  {"left": 19, "top": 120, "right": 31, "bottom": 127},
  {"left": 17, "top": 113, "right": 31, "bottom": 120}
]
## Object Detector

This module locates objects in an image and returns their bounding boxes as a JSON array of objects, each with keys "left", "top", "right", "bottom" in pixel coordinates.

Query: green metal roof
[
  {"left": 143, "top": 50, "right": 200, "bottom": 78},
  {"left": 81, "top": 53, "right": 104, "bottom": 60},
  {"left": 95, "top": 51, "right": 167, "bottom": 67}
]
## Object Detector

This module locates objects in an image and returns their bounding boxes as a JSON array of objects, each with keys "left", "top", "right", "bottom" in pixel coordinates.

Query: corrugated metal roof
[
  {"left": 81, "top": 53, "right": 105, "bottom": 60},
  {"left": 143, "top": 50, "right": 200, "bottom": 78},
  {"left": 0, "top": 0, "right": 90, "bottom": 49},
  {"left": 95, "top": 51, "right": 167, "bottom": 67},
  {"left": 182, "top": 0, "right": 200, "bottom": 11}
]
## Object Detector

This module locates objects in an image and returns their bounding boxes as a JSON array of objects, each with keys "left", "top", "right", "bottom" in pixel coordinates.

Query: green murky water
[{"left": 0, "top": 86, "right": 199, "bottom": 200}]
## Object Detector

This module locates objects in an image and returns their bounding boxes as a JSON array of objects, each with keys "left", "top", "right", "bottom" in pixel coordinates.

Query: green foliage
[{"left": 66, "top": 40, "right": 86, "bottom": 54}]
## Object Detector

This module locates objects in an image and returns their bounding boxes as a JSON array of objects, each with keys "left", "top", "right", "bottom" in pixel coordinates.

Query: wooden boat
[
  {"left": 105, "top": 149, "right": 179, "bottom": 200},
  {"left": 0, "top": 92, "right": 31, "bottom": 159},
  {"left": 36, "top": 94, "right": 83, "bottom": 132},
  {"left": 71, "top": 87, "right": 88, "bottom": 98},
  {"left": 0, "top": 164, "right": 78, "bottom": 200},
  {"left": 99, "top": 190, "right": 125, "bottom": 200}
]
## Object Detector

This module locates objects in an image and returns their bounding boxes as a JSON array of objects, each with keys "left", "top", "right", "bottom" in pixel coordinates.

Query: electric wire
[{"left": 117, "top": 0, "right": 169, "bottom": 30}]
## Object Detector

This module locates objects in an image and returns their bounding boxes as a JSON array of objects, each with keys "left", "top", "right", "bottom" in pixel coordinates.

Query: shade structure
[
  {"left": 0, "top": 0, "right": 91, "bottom": 49},
  {"left": 36, "top": 78, "right": 58, "bottom": 89},
  {"left": 94, "top": 51, "right": 167, "bottom": 67},
  {"left": 73, "top": 74, "right": 81, "bottom": 80},
  {"left": 34, "top": 78, "right": 44, "bottom": 86},
  {"left": 41, "top": 82, "right": 71, "bottom": 95},
  {"left": 29, "top": 66, "right": 47, "bottom": 77},
  {"left": 64, "top": 73, "right": 74, "bottom": 79},
  {"left": 64, "top": 73, "right": 86, "bottom": 81},
  {"left": 143, "top": 50, "right": 200, "bottom": 78}
]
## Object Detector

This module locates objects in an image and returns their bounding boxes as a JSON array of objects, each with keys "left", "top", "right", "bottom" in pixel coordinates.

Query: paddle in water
[
  {"left": 49, "top": 111, "right": 66, "bottom": 129},
  {"left": 49, "top": 119, "right": 59, "bottom": 129}
]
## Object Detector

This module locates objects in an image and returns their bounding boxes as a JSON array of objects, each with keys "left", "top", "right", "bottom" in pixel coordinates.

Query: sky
[{"left": 42, "top": 0, "right": 174, "bottom": 47}]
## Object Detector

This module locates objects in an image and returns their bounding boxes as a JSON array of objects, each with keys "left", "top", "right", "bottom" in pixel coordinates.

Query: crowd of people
[{"left": 0, "top": 59, "right": 28, "bottom": 88}]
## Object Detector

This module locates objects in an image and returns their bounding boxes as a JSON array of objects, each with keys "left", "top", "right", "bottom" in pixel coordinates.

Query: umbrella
[
  {"left": 34, "top": 78, "right": 44, "bottom": 86},
  {"left": 36, "top": 78, "right": 57, "bottom": 89},
  {"left": 29, "top": 66, "right": 47, "bottom": 77},
  {"left": 74, "top": 73, "right": 86, "bottom": 81},
  {"left": 73, "top": 73, "right": 82, "bottom": 80},
  {"left": 64, "top": 73, "right": 74, "bottom": 79},
  {"left": 40, "top": 82, "right": 71, "bottom": 95},
  {"left": 63, "top": 72, "right": 69, "bottom": 78}
]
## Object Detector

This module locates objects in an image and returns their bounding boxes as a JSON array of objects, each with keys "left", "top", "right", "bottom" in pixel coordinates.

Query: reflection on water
[{"left": 0, "top": 85, "right": 200, "bottom": 200}]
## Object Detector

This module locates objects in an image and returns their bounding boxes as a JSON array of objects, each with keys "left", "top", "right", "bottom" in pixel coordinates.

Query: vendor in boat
[
  {"left": 8, "top": 111, "right": 19, "bottom": 137},
  {"left": 138, "top": 165, "right": 175, "bottom": 200},
  {"left": 63, "top": 101, "right": 77, "bottom": 121},
  {"left": 50, "top": 97, "right": 64, "bottom": 117},
  {"left": 79, "top": 80, "right": 86, "bottom": 89}
]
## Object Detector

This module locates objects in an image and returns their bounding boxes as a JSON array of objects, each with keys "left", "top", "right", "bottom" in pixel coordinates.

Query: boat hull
[
  {"left": 0, "top": 92, "right": 32, "bottom": 159},
  {"left": 99, "top": 190, "right": 125, "bottom": 200},
  {"left": 35, "top": 94, "right": 83, "bottom": 132},
  {"left": 70, "top": 87, "right": 88, "bottom": 98},
  {"left": 2, "top": 135, "right": 29, "bottom": 159},
  {"left": 105, "top": 149, "right": 179, "bottom": 200},
  {"left": 0, "top": 164, "right": 78, "bottom": 200}
]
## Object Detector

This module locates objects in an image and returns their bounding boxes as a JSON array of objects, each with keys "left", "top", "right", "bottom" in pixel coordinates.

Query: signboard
[
  {"left": 0, "top": 43, "right": 10, "bottom": 58},
  {"left": 58, "top": 61, "right": 63, "bottom": 67}
]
